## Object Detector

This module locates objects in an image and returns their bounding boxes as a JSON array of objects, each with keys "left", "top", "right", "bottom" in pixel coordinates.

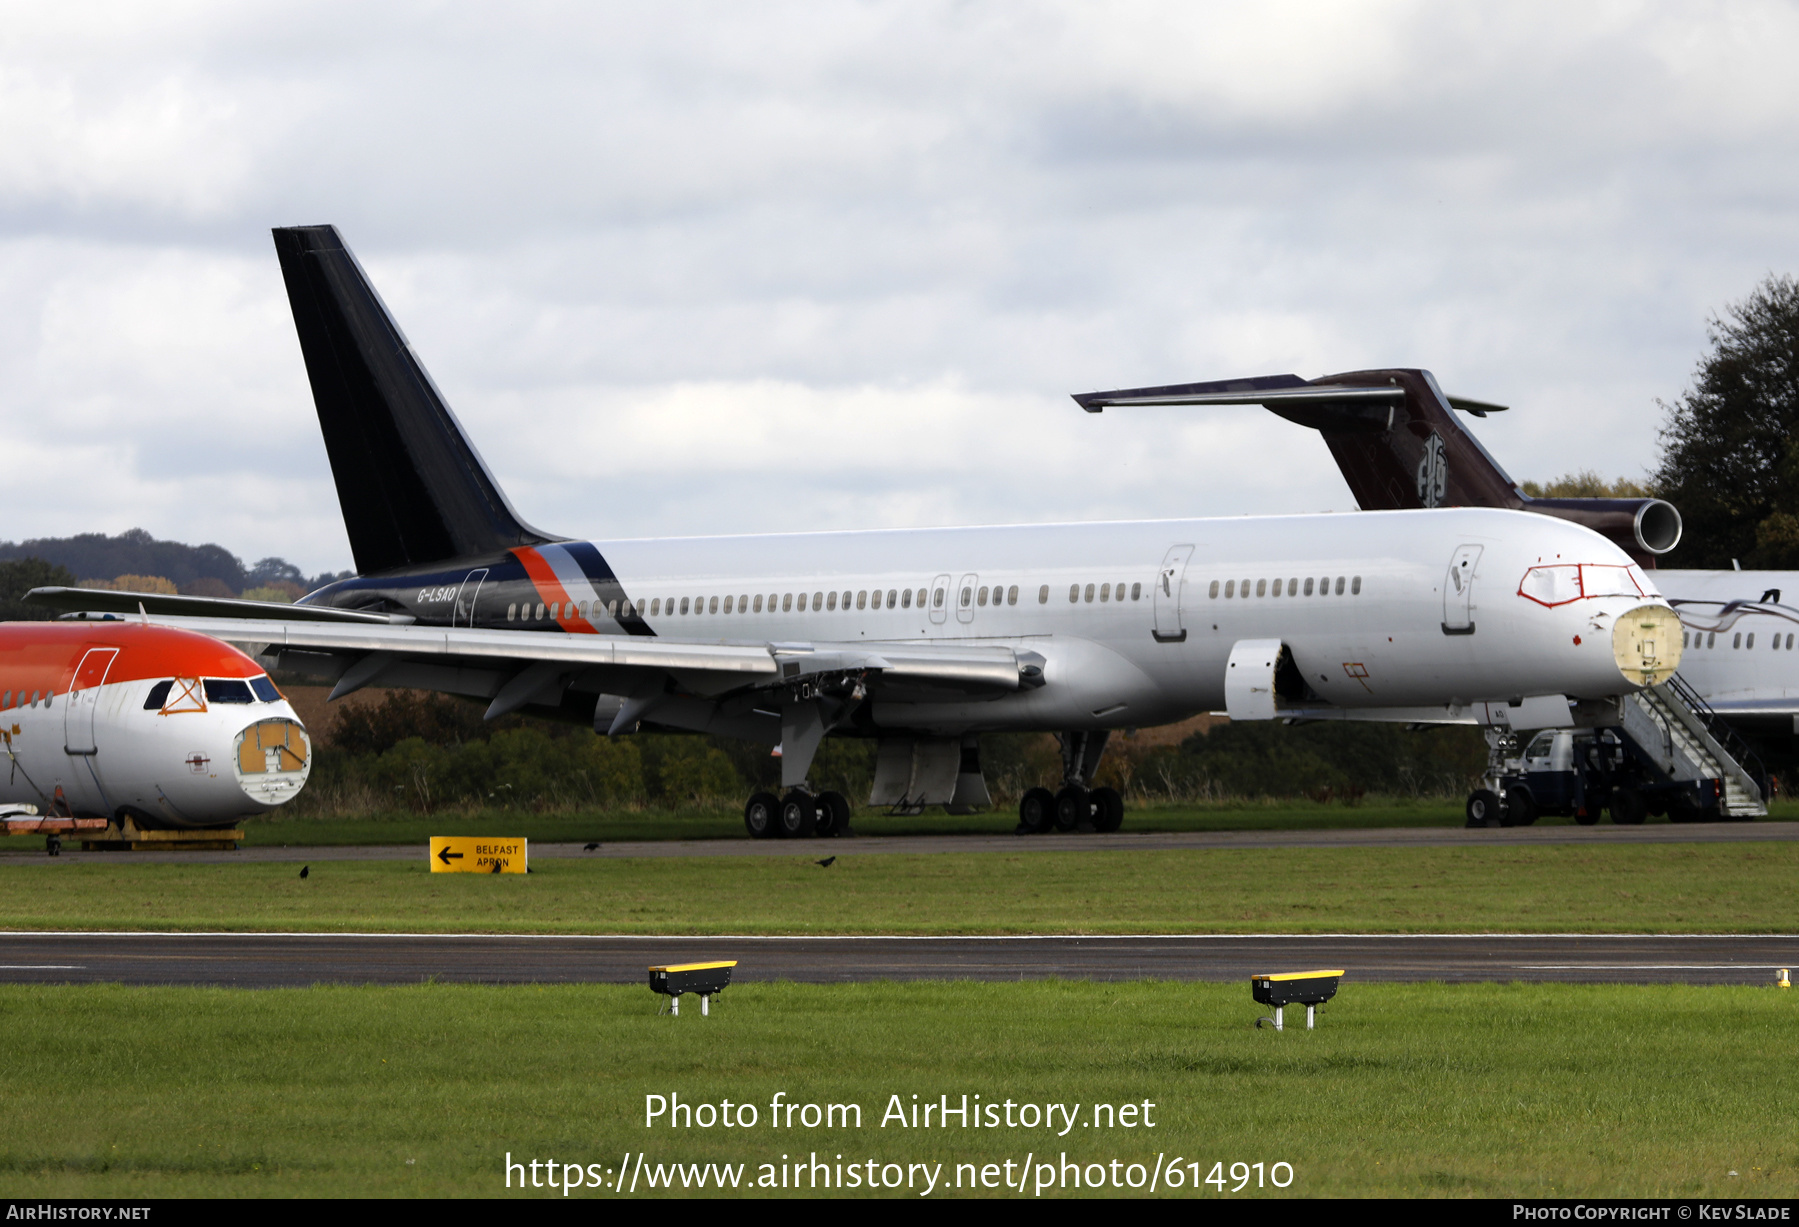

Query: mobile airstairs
[{"left": 1472, "top": 673, "right": 1767, "bottom": 826}]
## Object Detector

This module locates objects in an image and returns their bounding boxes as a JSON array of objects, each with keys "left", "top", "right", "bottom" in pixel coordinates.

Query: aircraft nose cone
[
  {"left": 1612, "top": 604, "right": 1684, "bottom": 687},
  {"left": 232, "top": 716, "right": 312, "bottom": 808}
]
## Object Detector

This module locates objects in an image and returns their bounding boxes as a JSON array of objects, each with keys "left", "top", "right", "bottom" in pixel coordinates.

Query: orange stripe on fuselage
[
  {"left": 0, "top": 621, "right": 265, "bottom": 700},
  {"left": 511, "top": 547, "right": 599, "bottom": 634}
]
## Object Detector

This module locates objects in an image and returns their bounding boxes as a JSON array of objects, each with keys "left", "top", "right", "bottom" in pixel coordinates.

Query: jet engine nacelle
[{"left": 1520, "top": 497, "right": 1682, "bottom": 560}]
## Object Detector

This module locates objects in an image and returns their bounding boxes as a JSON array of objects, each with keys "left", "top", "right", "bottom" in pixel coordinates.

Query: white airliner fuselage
[{"left": 468, "top": 507, "right": 1673, "bottom": 734}]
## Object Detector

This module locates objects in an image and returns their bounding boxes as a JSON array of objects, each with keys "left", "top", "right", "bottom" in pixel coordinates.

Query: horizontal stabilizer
[
  {"left": 1074, "top": 378, "right": 1402, "bottom": 412},
  {"left": 1446, "top": 396, "right": 1508, "bottom": 417}
]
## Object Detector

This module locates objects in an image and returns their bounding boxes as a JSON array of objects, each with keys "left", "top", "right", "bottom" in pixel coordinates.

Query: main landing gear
[
  {"left": 1016, "top": 730, "right": 1125, "bottom": 836},
  {"left": 743, "top": 789, "right": 852, "bottom": 839}
]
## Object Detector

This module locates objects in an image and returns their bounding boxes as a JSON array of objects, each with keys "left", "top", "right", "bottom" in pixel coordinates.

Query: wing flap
[{"left": 137, "top": 615, "right": 1033, "bottom": 692}]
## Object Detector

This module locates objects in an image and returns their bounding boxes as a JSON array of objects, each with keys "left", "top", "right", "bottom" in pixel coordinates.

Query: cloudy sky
[{"left": 3, "top": 1, "right": 1797, "bottom": 575}]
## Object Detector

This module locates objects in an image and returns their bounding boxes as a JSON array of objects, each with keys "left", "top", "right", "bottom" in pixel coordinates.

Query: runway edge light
[
  {"left": 649, "top": 961, "right": 737, "bottom": 1016},
  {"left": 428, "top": 836, "right": 527, "bottom": 873},
  {"left": 1779, "top": 969, "right": 1790, "bottom": 989},
  {"left": 1252, "top": 969, "right": 1344, "bottom": 1031}
]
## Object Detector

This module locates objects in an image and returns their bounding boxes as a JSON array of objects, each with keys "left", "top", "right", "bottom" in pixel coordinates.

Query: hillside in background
[{"left": 0, "top": 529, "right": 349, "bottom": 599}]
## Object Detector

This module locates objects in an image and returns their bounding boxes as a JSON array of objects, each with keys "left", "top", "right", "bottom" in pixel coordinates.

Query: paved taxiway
[
  {"left": 5, "top": 820, "right": 1796, "bottom": 865},
  {"left": 0, "top": 933, "right": 1790, "bottom": 987}
]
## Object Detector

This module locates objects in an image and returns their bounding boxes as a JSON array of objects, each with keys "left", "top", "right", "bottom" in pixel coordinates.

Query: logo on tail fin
[{"left": 1416, "top": 432, "right": 1447, "bottom": 508}]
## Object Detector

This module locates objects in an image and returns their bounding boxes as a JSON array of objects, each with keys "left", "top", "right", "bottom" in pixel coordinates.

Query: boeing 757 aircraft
[{"left": 34, "top": 228, "right": 1684, "bottom": 838}]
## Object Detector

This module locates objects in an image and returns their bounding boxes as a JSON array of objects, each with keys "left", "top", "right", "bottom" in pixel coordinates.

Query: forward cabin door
[
  {"left": 929, "top": 574, "right": 951, "bottom": 625},
  {"left": 453, "top": 569, "right": 489, "bottom": 627},
  {"left": 1153, "top": 544, "right": 1195, "bottom": 643},
  {"left": 63, "top": 647, "right": 119, "bottom": 754},
  {"left": 1442, "top": 545, "right": 1482, "bottom": 635}
]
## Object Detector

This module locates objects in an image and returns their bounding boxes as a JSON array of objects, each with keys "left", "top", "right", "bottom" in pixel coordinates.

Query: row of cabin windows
[
  {"left": 501, "top": 576, "right": 1372, "bottom": 622},
  {"left": 0, "top": 689, "right": 52, "bottom": 709},
  {"left": 1065, "top": 582, "right": 1141, "bottom": 604},
  {"left": 506, "top": 585, "right": 1030, "bottom": 621},
  {"left": 1209, "top": 575, "right": 1361, "bottom": 599},
  {"left": 1685, "top": 630, "right": 1796, "bottom": 651}
]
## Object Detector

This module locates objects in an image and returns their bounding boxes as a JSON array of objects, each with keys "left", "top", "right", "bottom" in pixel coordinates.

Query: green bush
[{"left": 291, "top": 688, "right": 1486, "bottom": 818}]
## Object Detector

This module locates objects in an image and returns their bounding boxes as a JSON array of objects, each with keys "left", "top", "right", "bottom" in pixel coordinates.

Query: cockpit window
[
  {"left": 143, "top": 680, "right": 173, "bottom": 711},
  {"left": 204, "top": 678, "right": 255, "bottom": 704},
  {"left": 250, "top": 676, "right": 282, "bottom": 703},
  {"left": 1517, "top": 564, "right": 1646, "bottom": 608}
]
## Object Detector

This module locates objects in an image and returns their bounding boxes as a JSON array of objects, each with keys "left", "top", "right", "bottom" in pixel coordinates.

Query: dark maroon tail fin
[{"left": 1074, "top": 367, "right": 1680, "bottom": 566}]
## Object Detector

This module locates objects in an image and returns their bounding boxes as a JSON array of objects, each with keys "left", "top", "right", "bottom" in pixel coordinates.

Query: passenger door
[
  {"left": 63, "top": 647, "right": 119, "bottom": 755},
  {"left": 1442, "top": 545, "right": 1482, "bottom": 635},
  {"left": 929, "top": 574, "right": 951, "bottom": 625},
  {"left": 453, "top": 568, "right": 489, "bottom": 627},
  {"left": 1153, "top": 544, "right": 1195, "bottom": 643}
]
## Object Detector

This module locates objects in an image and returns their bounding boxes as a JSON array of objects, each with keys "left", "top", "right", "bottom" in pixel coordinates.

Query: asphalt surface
[
  {"left": 0, "top": 932, "right": 1791, "bottom": 987},
  {"left": 5, "top": 820, "right": 1797, "bottom": 864}
]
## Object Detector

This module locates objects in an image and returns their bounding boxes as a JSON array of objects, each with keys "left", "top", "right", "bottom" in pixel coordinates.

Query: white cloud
[{"left": 0, "top": 1, "right": 1794, "bottom": 572}]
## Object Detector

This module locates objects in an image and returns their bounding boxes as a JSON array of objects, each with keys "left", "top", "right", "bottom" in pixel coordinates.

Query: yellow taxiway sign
[{"left": 429, "top": 836, "right": 527, "bottom": 873}]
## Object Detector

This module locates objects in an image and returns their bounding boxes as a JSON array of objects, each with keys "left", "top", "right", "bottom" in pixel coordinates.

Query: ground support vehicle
[{"left": 1465, "top": 675, "right": 1767, "bottom": 826}]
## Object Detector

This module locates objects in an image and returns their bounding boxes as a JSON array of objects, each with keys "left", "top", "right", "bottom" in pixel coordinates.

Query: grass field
[
  {"left": 238, "top": 796, "right": 1799, "bottom": 847},
  {"left": 1, "top": 980, "right": 1792, "bottom": 1198},
  {"left": 5, "top": 843, "right": 1796, "bottom": 933}
]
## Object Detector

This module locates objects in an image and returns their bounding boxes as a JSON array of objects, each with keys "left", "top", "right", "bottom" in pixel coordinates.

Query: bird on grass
[
  {"left": 815, "top": 856, "right": 836, "bottom": 868},
  {"left": 299, "top": 866, "right": 309, "bottom": 879},
  {"left": 583, "top": 842, "right": 600, "bottom": 851}
]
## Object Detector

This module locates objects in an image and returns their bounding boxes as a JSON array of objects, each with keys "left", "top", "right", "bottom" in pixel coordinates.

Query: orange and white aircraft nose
[
  {"left": 124, "top": 674, "right": 313, "bottom": 825},
  {"left": 0, "top": 622, "right": 316, "bottom": 829}
]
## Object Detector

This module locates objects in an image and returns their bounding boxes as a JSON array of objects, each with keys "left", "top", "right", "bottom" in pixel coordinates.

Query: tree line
[{"left": 0, "top": 528, "right": 347, "bottom": 599}]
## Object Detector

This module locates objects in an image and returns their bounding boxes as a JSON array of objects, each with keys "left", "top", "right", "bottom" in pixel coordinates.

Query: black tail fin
[{"left": 272, "top": 225, "right": 559, "bottom": 575}]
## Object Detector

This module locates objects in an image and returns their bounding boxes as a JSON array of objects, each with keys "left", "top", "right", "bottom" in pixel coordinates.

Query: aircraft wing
[
  {"left": 112, "top": 613, "right": 1041, "bottom": 731},
  {"left": 26, "top": 586, "right": 400, "bottom": 623}
]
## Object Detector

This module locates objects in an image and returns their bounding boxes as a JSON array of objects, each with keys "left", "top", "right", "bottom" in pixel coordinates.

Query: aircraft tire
[
  {"left": 1504, "top": 788, "right": 1539, "bottom": 827},
  {"left": 1610, "top": 787, "right": 1648, "bottom": 825},
  {"left": 1017, "top": 787, "right": 1055, "bottom": 834},
  {"left": 816, "top": 791, "right": 851, "bottom": 837},
  {"left": 1053, "top": 786, "right": 1088, "bottom": 832},
  {"left": 1465, "top": 789, "right": 1502, "bottom": 828},
  {"left": 744, "top": 791, "right": 781, "bottom": 839},
  {"left": 1091, "top": 786, "right": 1125, "bottom": 833},
  {"left": 779, "top": 790, "right": 819, "bottom": 838}
]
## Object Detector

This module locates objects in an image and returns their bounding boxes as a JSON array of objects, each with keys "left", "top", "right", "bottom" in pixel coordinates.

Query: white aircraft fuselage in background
[{"left": 1655, "top": 569, "right": 1799, "bottom": 729}]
